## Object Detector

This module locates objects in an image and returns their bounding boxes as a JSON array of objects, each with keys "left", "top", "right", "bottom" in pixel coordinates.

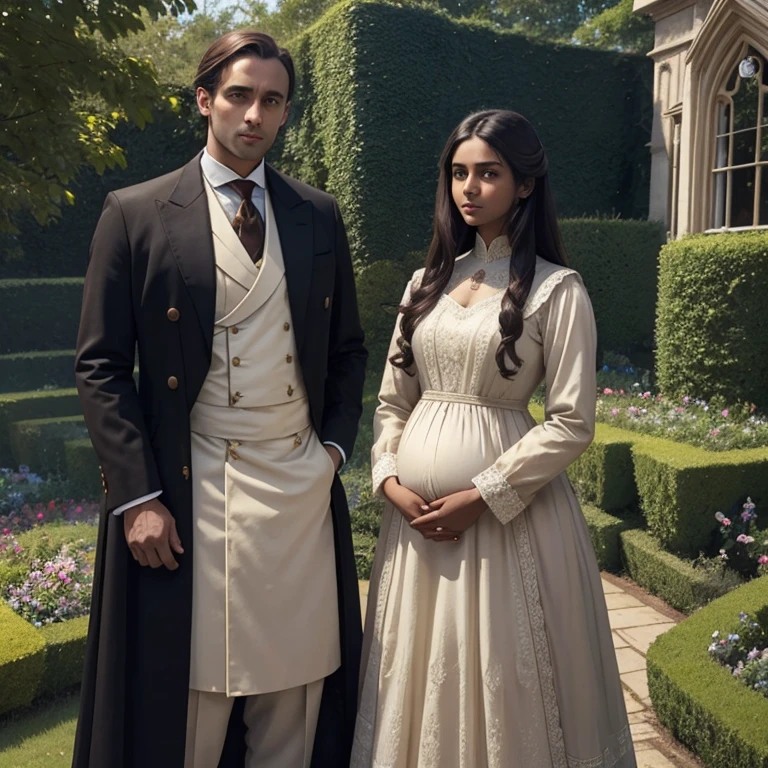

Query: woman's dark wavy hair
[{"left": 391, "top": 109, "right": 569, "bottom": 378}]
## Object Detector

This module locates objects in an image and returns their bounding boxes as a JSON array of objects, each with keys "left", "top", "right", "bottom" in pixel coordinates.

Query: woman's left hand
[{"left": 410, "top": 487, "right": 487, "bottom": 542}]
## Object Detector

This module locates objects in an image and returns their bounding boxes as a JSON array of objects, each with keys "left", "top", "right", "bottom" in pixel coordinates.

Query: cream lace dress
[{"left": 351, "top": 235, "right": 636, "bottom": 768}]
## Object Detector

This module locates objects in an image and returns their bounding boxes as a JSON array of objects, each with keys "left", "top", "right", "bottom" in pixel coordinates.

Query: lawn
[{"left": 0, "top": 693, "right": 77, "bottom": 767}]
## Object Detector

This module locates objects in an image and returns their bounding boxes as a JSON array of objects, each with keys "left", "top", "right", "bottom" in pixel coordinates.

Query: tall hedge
[
  {"left": 657, "top": 231, "right": 768, "bottom": 407},
  {"left": 1, "top": 1, "right": 651, "bottom": 281}
]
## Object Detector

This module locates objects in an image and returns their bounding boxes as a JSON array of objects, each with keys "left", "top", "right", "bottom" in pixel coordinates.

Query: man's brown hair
[{"left": 194, "top": 30, "right": 295, "bottom": 102}]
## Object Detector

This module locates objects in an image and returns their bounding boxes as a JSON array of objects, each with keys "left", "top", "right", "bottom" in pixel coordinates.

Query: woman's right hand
[{"left": 382, "top": 477, "right": 462, "bottom": 542}]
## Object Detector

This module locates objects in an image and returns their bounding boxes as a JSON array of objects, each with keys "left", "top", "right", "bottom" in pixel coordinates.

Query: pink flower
[
  {"left": 682, "top": 396, "right": 690, "bottom": 404},
  {"left": 641, "top": 391, "right": 651, "bottom": 399},
  {"left": 603, "top": 388, "right": 614, "bottom": 395},
  {"left": 36, "top": 512, "right": 44, "bottom": 520},
  {"left": 75, "top": 506, "right": 83, "bottom": 514},
  {"left": 759, "top": 555, "right": 768, "bottom": 565},
  {"left": 722, "top": 409, "right": 729, "bottom": 418},
  {"left": 2, "top": 528, "right": 9, "bottom": 535},
  {"left": 722, "top": 517, "right": 732, "bottom": 526},
  {"left": 710, "top": 429, "right": 721, "bottom": 437},
  {"left": 47, "top": 500, "right": 56, "bottom": 511},
  {"left": 611, "top": 408, "right": 619, "bottom": 416},
  {"left": 58, "top": 571, "right": 68, "bottom": 581},
  {"left": 618, "top": 389, "right": 625, "bottom": 395}
]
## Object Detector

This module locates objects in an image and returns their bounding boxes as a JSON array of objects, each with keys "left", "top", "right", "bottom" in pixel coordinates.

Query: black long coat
[{"left": 72, "top": 154, "right": 367, "bottom": 768}]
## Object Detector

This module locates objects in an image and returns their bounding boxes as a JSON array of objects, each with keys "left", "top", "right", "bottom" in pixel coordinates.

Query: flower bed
[
  {"left": 647, "top": 576, "right": 768, "bottom": 768},
  {"left": 709, "top": 610, "right": 768, "bottom": 700}
]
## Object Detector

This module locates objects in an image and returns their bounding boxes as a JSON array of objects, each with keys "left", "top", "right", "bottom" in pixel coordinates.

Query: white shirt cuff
[
  {"left": 322, "top": 441, "right": 346, "bottom": 467},
  {"left": 112, "top": 490, "right": 163, "bottom": 516}
]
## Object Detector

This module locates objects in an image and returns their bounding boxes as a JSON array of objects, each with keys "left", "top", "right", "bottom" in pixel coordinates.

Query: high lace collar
[{"left": 472, "top": 233, "right": 512, "bottom": 264}]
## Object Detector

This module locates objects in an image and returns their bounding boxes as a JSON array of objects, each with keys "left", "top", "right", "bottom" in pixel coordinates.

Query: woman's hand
[
  {"left": 382, "top": 477, "right": 463, "bottom": 541},
  {"left": 410, "top": 487, "right": 486, "bottom": 542}
]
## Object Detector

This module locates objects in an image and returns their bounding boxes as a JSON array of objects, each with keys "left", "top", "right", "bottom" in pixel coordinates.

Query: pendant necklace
[{"left": 470, "top": 268, "right": 486, "bottom": 290}]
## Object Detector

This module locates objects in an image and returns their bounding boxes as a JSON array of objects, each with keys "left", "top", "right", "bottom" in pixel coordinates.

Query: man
[{"left": 73, "top": 30, "right": 366, "bottom": 768}]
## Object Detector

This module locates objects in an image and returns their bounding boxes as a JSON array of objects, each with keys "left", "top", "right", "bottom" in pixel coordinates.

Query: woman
[{"left": 351, "top": 111, "right": 636, "bottom": 768}]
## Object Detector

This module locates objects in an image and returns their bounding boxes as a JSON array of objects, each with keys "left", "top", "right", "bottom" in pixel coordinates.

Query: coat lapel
[
  {"left": 266, "top": 165, "right": 313, "bottom": 354},
  {"left": 157, "top": 153, "right": 216, "bottom": 357}
]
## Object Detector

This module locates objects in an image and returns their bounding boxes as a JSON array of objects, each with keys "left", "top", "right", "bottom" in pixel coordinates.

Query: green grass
[{"left": 0, "top": 692, "right": 78, "bottom": 767}]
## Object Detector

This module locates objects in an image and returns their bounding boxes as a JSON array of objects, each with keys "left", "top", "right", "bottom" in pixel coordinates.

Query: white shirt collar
[{"left": 201, "top": 149, "right": 265, "bottom": 190}]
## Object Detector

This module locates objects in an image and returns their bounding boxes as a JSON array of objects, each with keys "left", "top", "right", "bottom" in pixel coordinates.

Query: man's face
[{"left": 196, "top": 54, "right": 291, "bottom": 176}]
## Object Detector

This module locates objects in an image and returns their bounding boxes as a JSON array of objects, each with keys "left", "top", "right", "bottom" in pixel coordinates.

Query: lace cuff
[
  {"left": 472, "top": 465, "right": 526, "bottom": 524},
  {"left": 372, "top": 452, "right": 398, "bottom": 496}
]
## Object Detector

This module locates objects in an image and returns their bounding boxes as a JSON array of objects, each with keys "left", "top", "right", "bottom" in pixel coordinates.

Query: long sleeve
[
  {"left": 320, "top": 200, "right": 368, "bottom": 462},
  {"left": 472, "top": 273, "right": 597, "bottom": 523},
  {"left": 371, "top": 276, "right": 423, "bottom": 495},
  {"left": 74, "top": 193, "right": 162, "bottom": 514}
]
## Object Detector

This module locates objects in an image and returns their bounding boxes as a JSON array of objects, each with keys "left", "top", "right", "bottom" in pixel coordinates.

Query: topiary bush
[
  {"left": 656, "top": 231, "right": 768, "bottom": 408},
  {"left": 582, "top": 504, "right": 640, "bottom": 572},
  {"left": 37, "top": 615, "right": 90, "bottom": 698},
  {"left": 0, "top": 602, "right": 46, "bottom": 716},
  {"left": 620, "top": 528, "right": 742, "bottom": 614},
  {"left": 647, "top": 575, "right": 768, "bottom": 768},
  {"left": 632, "top": 439, "right": 768, "bottom": 557}
]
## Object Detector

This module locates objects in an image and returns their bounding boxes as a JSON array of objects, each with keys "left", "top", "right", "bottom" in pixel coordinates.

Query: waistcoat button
[
  {"left": 167, "top": 308, "right": 180, "bottom": 322},
  {"left": 167, "top": 376, "right": 179, "bottom": 390}
]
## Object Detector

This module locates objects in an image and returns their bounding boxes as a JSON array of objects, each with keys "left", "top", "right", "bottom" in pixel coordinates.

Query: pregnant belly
[{"left": 396, "top": 400, "right": 527, "bottom": 502}]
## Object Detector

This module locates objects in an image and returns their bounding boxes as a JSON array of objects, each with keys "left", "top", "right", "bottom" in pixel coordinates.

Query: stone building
[{"left": 634, "top": 0, "right": 768, "bottom": 236}]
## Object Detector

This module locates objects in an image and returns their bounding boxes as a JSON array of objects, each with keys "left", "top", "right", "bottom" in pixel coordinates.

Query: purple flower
[{"left": 722, "top": 409, "right": 730, "bottom": 418}]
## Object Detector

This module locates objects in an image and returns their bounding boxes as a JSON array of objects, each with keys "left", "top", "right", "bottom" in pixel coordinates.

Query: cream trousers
[{"left": 184, "top": 679, "right": 324, "bottom": 768}]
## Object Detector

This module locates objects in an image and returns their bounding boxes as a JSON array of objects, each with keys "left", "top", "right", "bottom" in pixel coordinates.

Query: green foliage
[
  {"left": 274, "top": 1, "right": 652, "bottom": 271},
  {"left": 38, "top": 617, "right": 90, "bottom": 699},
  {"left": 647, "top": 576, "right": 768, "bottom": 768},
  {"left": 582, "top": 504, "right": 639, "bottom": 572},
  {"left": 0, "top": 0, "right": 195, "bottom": 233},
  {"left": 0, "top": 390, "right": 81, "bottom": 468},
  {"left": 9, "top": 418, "right": 89, "bottom": 479},
  {"left": 0, "top": 104, "right": 201, "bottom": 278},
  {"left": 64, "top": 440, "right": 103, "bottom": 501},
  {"left": 656, "top": 232, "right": 768, "bottom": 408},
  {"left": 560, "top": 218, "right": 664, "bottom": 357},
  {"left": 632, "top": 440, "right": 768, "bottom": 557},
  {"left": 491, "top": 0, "right": 626, "bottom": 40},
  {"left": 620, "top": 529, "right": 743, "bottom": 614},
  {"left": 573, "top": 0, "right": 654, "bottom": 54},
  {"left": 0, "top": 603, "right": 46, "bottom": 716},
  {"left": 0, "top": 279, "right": 84, "bottom": 353},
  {"left": 569, "top": 427, "right": 637, "bottom": 512},
  {"left": 0, "top": 351, "right": 76, "bottom": 395}
]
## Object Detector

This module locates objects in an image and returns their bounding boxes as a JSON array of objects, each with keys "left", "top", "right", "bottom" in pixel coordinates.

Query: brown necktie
[{"left": 228, "top": 179, "right": 265, "bottom": 265}]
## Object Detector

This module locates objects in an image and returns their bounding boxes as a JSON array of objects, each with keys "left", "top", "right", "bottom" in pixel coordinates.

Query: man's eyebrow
[{"left": 223, "top": 85, "right": 286, "bottom": 100}]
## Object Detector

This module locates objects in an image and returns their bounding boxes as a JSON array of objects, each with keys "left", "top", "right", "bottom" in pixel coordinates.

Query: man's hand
[
  {"left": 410, "top": 487, "right": 486, "bottom": 542},
  {"left": 382, "top": 477, "right": 463, "bottom": 541},
  {"left": 324, "top": 444, "right": 342, "bottom": 472},
  {"left": 124, "top": 498, "right": 184, "bottom": 570}
]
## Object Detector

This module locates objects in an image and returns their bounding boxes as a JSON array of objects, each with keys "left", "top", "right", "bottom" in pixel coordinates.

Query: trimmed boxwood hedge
[
  {"left": 0, "top": 388, "right": 81, "bottom": 467},
  {"left": 38, "top": 616, "right": 89, "bottom": 698},
  {"left": 620, "top": 528, "right": 742, "bottom": 614},
  {"left": 657, "top": 231, "right": 768, "bottom": 408},
  {"left": 9, "top": 415, "right": 89, "bottom": 477},
  {"left": 632, "top": 440, "right": 768, "bottom": 557},
  {"left": 0, "top": 278, "right": 83, "bottom": 354},
  {"left": 582, "top": 504, "right": 640, "bottom": 572},
  {"left": 0, "top": 603, "right": 47, "bottom": 716},
  {"left": 647, "top": 576, "right": 768, "bottom": 768},
  {"left": 0, "top": 350, "right": 76, "bottom": 393}
]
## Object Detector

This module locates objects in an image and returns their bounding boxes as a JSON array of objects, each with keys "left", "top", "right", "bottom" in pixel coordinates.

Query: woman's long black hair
[{"left": 390, "top": 110, "right": 569, "bottom": 378}]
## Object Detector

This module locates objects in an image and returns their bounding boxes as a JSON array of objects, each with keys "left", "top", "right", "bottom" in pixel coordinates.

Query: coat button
[
  {"left": 323, "top": 297, "right": 330, "bottom": 310},
  {"left": 231, "top": 327, "right": 239, "bottom": 334},
  {"left": 287, "top": 385, "right": 294, "bottom": 396},
  {"left": 167, "top": 376, "right": 179, "bottom": 390},
  {"left": 232, "top": 391, "right": 242, "bottom": 404},
  {"left": 283, "top": 322, "right": 290, "bottom": 331},
  {"left": 167, "top": 308, "right": 180, "bottom": 322},
  {"left": 232, "top": 357, "right": 241, "bottom": 367},
  {"left": 286, "top": 354, "right": 293, "bottom": 363},
  {"left": 182, "top": 465, "right": 190, "bottom": 480}
]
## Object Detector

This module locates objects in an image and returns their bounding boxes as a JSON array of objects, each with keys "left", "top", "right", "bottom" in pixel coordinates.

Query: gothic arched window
[{"left": 712, "top": 46, "right": 768, "bottom": 230}]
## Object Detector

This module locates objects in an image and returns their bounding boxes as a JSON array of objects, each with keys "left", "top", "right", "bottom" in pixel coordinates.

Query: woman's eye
[
  {"left": 453, "top": 170, "right": 466, "bottom": 179},
  {"left": 483, "top": 171, "right": 497, "bottom": 179}
]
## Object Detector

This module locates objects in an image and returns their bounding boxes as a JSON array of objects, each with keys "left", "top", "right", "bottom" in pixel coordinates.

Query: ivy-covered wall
[{"left": 1, "top": 0, "right": 652, "bottom": 280}]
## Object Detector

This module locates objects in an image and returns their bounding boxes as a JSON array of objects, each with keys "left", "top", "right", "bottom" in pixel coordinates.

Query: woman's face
[{"left": 450, "top": 135, "right": 532, "bottom": 243}]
